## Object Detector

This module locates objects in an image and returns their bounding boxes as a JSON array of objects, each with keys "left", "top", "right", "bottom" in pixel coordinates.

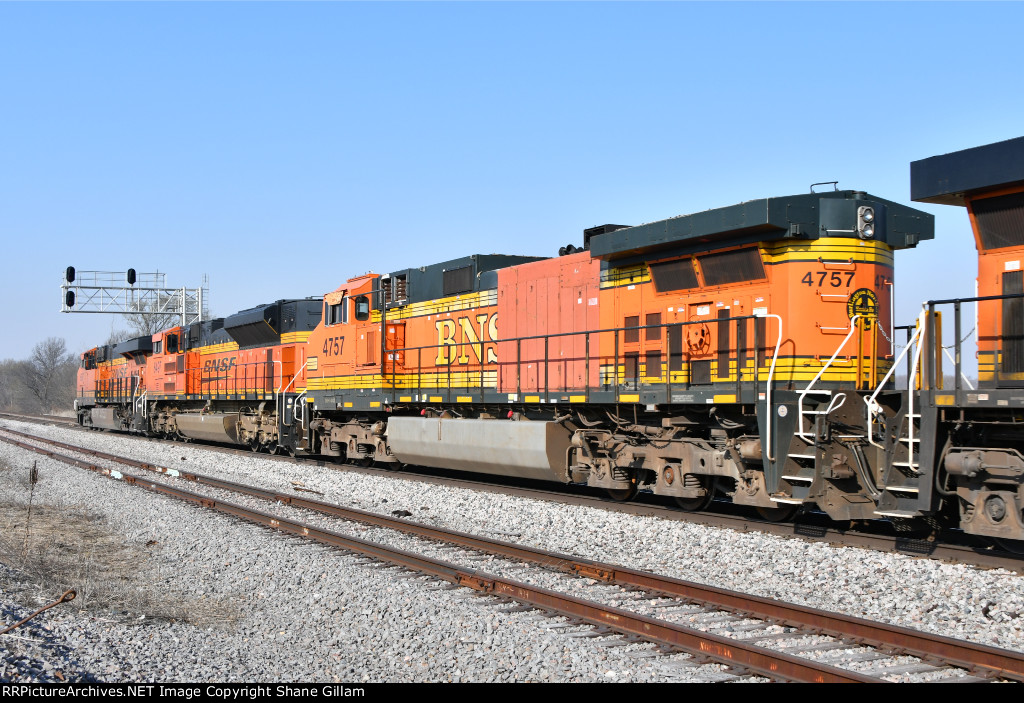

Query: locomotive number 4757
[
  {"left": 801, "top": 271, "right": 855, "bottom": 287},
  {"left": 322, "top": 336, "right": 344, "bottom": 356}
]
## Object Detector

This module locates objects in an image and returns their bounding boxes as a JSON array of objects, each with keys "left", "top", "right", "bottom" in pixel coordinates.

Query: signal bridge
[{"left": 61, "top": 267, "right": 207, "bottom": 327}]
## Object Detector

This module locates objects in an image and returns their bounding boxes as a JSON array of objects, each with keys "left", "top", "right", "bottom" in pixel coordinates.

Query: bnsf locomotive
[{"left": 75, "top": 137, "right": 1024, "bottom": 544}]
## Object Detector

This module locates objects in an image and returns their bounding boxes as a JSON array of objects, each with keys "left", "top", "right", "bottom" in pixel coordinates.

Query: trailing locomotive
[{"left": 74, "top": 136, "right": 1024, "bottom": 544}]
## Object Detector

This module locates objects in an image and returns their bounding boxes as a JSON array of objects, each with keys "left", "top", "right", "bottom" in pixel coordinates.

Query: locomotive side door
[
  {"left": 614, "top": 276, "right": 644, "bottom": 390},
  {"left": 185, "top": 350, "right": 200, "bottom": 396},
  {"left": 385, "top": 322, "right": 406, "bottom": 379}
]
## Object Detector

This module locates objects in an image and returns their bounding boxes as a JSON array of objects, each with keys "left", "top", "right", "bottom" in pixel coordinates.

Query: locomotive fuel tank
[
  {"left": 386, "top": 416, "right": 573, "bottom": 482},
  {"left": 174, "top": 413, "right": 241, "bottom": 444}
]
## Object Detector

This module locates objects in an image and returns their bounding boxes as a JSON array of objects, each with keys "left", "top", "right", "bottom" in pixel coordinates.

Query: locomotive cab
[{"left": 911, "top": 136, "right": 1024, "bottom": 542}]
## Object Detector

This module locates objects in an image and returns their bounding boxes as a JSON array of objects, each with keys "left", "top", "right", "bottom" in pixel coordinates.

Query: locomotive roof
[
  {"left": 911, "top": 136, "right": 1024, "bottom": 206},
  {"left": 587, "top": 190, "right": 934, "bottom": 262}
]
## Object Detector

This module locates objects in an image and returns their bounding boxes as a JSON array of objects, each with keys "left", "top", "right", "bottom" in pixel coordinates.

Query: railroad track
[
  {"left": 2, "top": 412, "right": 1020, "bottom": 572},
  {"left": 3, "top": 426, "right": 1023, "bottom": 683}
]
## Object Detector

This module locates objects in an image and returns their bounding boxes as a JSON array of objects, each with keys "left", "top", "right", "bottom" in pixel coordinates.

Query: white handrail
[
  {"left": 794, "top": 315, "right": 862, "bottom": 440},
  {"left": 864, "top": 310, "right": 925, "bottom": 449},
  {"left": 294, "top": 391, "right": 308, "bottom": 430},
  {"left": 905, "top": 312, "right": 928, "bottom": 466},
  {"left": 762, "top": 313, "right": 784, "bottom": 462}
]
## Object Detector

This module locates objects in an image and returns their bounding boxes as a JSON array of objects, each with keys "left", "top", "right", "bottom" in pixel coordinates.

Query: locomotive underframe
[{"left": 76, "top": 385, "right": 1024, "bottom": 542}]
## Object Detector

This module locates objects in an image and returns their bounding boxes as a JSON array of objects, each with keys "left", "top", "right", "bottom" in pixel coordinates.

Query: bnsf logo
[
  {"left": 203, "top": 357, "right": 237, "bottom": 373},
  {"left": 435, "top": 313, "right": 497, "bottom": 366}
]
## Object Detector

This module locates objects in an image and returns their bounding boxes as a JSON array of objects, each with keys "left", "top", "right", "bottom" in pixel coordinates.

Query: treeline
[{"left": 0, "top": 337, "right": 80, "bottom": 414}]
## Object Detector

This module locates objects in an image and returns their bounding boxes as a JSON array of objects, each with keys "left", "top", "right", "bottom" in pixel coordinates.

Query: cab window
[
  {"left": 327, "top": 298, "right": 349, "bottom": 326},
  {"left": 354, "top": 295, "right": 370, "bottom": 321}
]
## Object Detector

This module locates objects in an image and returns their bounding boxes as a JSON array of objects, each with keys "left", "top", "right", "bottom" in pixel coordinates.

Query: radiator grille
[
  {"left": 973, "top": 191, "right": 1024, "bottom": 250},
  {"left": 698, "top": 247, "right": 766, "bottom": 286}
]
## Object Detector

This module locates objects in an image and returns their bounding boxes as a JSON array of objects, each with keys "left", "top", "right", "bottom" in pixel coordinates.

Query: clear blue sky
[{"left": 2, "top": 2, "right": 1021, "bottom": 371}]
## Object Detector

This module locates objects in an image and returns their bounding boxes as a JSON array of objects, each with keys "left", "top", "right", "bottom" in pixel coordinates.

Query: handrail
[
  {"left": 905, "top": 311, "right": 927, "bottom": 469},
  {"left": 762, "top": 314, "right": 784, "bottom": 462},
  {"left": 294, "top": 391, "right": 308, "bottom": 430},
  {"left": 864, "top": 311, "right": 924, "bottom": 450},
  {"left": 942, "top": 346, "right": 975, "bottom": 391},
  {"left": 794, "top": 315, "right": 862, "bottom": 441},
  {"left": 383, "top": 314, "right": 771, "bottom": 391}
]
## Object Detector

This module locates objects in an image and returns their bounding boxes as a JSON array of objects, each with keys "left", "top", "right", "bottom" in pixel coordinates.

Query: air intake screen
[
  {"left": 698, "top": 248, "right": 766, "bottom": 286},
  {"left": 973, "top": 192, "right": 1024, "bottom": 251},
  {"left": 443, "top": 266, "right": 474, "bottom": 296},
  {"left": 649, "top": 258, "right": 698, "bottom": 293}
]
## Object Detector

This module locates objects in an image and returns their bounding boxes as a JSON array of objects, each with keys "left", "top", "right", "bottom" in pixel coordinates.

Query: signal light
[
  {"left": 65, "top": 266, "right": 75, "bottom": 283},
  {"left": 127, "top": 268, "right": 137, "bottom": 285},
  {"left": 65, "top": 290, "right": 75, "bottom": 308},
  {"left": 857, "top": 206, "right": 876, "bottom": 239}
]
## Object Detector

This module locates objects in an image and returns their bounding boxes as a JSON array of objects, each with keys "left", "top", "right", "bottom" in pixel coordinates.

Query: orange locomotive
[
  {"left": 77, "top": 156, "right": 1024, "bottom": 544},
  {"left": 910, "top": 136, "right": 1024, "bottom": 542},
  {"left": 75, "top": 190, "right": 937, "bottom": 529},
  {"left": 301, "top": 190, "right": 931, "bottom": 524},
  {"left": 77, "top": 299, "right": 321, "bottom": 453}
]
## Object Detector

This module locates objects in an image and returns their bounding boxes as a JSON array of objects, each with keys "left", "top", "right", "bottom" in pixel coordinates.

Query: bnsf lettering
[
  {"left": 203, "top": 357, "right": 237, "bottom": 373},
  {"left": 435, "top": 313, "right": 498, "bottom": 366}
]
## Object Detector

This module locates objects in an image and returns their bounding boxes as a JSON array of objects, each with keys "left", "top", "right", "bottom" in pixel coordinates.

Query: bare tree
[
  {"left": 0, "top": 359, "right": 34, "bottom": 410},
  {"left": 105, "top": 327, "right": 135, "bottom": 346},
  {"left": 20, "top": 338, "right": 78, "bottom": 413},
  {"left": 123, "top": 294, "right": 182, "bottom": 337}
]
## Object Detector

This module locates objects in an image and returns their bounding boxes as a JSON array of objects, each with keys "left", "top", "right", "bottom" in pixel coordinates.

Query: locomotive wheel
[
  {"left": 993, "top": 538, "right": 1024, "bottom": 555},
  {"left": 755, "top": 504, "right": 800, "bottom": 522},
  {"left": 606, "top": 484, "right": 638, "bottom": 501},
  {"left": 674, "top": 476, "right": 715, "bottom": 511}
]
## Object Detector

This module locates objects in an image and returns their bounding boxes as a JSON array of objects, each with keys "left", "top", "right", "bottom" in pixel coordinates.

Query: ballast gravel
[{"left": 1, "top": 418, "right": 1023, "bottom": 683}]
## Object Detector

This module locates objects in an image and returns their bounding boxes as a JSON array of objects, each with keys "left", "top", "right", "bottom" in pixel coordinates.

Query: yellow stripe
[
  {"left": 371, "top": 290, "right": 498, "bottom": 322},
  {"left": 570, "top": 395, "right": 587, "bottom": 403},
  {"left": 524, "top": 395, "right": 540, "bottom": 403},
  {"left": 600, "top": 240, "right": 894, "bottom": 289},
  {"left": 199, "top": 342, "right": 241, "bottom": 355},
  {"left": 619, "top": 394, "right": 639, "bottom": 402},
  {"left": 761, "top": 239, "right": 894, "bottom": 265},
  {"left": 713, "top": 394, "right": 737, "bottom": 403},
  {"left": 456, "top": 396, "right": 473, "bottom": 402},
  {"left": 307, "top": 370, "right": 498, "bottom": 391}
]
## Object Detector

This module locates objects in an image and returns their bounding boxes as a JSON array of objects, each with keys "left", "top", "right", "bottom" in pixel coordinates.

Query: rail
[
  {"left": 794, "top": 315, "right": 862, "bottom": 442},
  {"left": 920, "top": 291, "right": 1024, "bottom": 393},
  {"left": 864, "top": 313, "right": 924, "bottom": 450},
  {"left": 383, "top": 313, "right": 782, "bottom": 407},
  {"left": 9, "top": 427, "right": 1024, "bottom": 683},
  {"left": 763, "top": 314, "right": 783, "bottom": 462}
]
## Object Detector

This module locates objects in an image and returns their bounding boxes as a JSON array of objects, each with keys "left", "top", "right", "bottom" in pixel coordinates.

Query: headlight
[{"left": 857, "top": 205, "right": 877, "bottom": 239}]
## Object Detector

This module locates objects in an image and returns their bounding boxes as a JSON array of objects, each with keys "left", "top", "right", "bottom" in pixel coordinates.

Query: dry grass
[{"left": 0, "top": 458, "right": 239, "bottom": 628}]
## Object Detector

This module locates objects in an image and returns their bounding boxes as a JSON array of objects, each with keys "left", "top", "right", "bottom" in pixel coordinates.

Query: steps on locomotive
[{"left": 874, "top": 405, "right": 927, "bottom": 518}]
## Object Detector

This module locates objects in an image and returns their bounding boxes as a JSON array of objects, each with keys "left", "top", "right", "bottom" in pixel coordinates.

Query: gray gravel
[{"left": 2, "top": 418, "right": 1023, "bottom": 682}]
